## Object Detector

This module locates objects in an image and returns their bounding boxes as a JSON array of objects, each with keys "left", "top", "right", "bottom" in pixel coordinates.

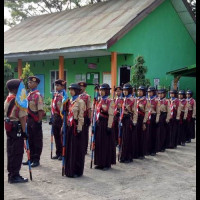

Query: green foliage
[
  {"left": 4, "top": 60, "right": 14, "bottom": 100},
  {"left": 130, "top": 56, "right": 150, "bottom": 88},
  {"left": 43, "top": 97, "right": 52, "bottom": 114},
  {"left": 20, "top": 63, "right": 34, "bottom": 91}
]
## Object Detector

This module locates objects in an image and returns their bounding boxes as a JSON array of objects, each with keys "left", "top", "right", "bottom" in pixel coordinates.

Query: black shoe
[
  {"left": 186, "top": 140, "right": 191, "bottom": 143},
  {"left": 58, "top": 156, "right": 62, "bottom": 160},
  {"left": 139, "top": 156, "right": 145, "bottom": 160},
  {"left": 124, "top": 160, "right": 130, "bottom": 163},
  {"left": 151, "top": 153, "right": 156, "bottom": 156},
  {"left": 52, "top": 155, "right": 59, "bottom": 159},
  {"left": 160, "top": 149, "right": 165, "bottom": 152},
  {"left": 31, "top": 161, "right": 40, "bottom": 167},
  {"left": 9, "top": 175, "right": 28, "bottom": 184},
  {"left": 129, "top": 159, "right": 133, "bottom": 162},
  {"left": 181, "top": 143, "right": 185, "bottom": 146},
  {"left": 94, "top": 165, "right": 103, "bottom": 170},
  {"left": 22, "top": 160, "right": 32, "bottom": 165},
  {"left": 119, "top": 160, "right": 125, "bottom": 163}
]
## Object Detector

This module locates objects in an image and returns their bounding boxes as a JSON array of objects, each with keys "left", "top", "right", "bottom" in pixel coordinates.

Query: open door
[
  {"left": 120, "top": 66, "right": 131, "bottom": 86},
  {"left": 35, "top": 74, "right": 45, "bottom": 97}
]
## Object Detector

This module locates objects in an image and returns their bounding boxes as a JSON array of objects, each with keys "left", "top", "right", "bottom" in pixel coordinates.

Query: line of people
[{"left": 4, "top": 77, "right": 196, "bottom": 183}]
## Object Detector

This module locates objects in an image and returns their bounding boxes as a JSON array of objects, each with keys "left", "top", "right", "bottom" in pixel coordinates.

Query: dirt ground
[{"left": 4, "top": 121, "right": 196, "bottom": 200}]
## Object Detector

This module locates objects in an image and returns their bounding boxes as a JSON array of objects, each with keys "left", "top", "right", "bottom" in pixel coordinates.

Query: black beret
[
  {"left": 6, "top": 79, "right": 21, "bottom": 91},
  {"left": 55, "top": 79, "right": 66, "bottom": 86},
  {"left": 28, "top": 76, "right": 40, "bottom": 84},
  {"left": 78, "top": 81, "right": 87, "bottom": 87}
]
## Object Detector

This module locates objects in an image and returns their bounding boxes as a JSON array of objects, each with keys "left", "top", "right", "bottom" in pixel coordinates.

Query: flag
[
  {"left": 15, "top": 81, "right": 28, "bottom": 111},
  {"left": 60, "top": 89, "right": 68, "bottom": 118}
]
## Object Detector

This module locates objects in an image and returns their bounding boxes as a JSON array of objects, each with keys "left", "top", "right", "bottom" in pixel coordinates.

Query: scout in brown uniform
[
  {"left": 50, "top": 79, "right": 66, "bottom": 160},
  {"left": 65, "top": 83, "right": 86, "bottom": 178},
  {"left": 136, "top": 86, "right": 147, "bottom": 159},
  {"left": 186, "top": 90, "right": 196, "bottom": 143},
  {"left": 23, "top": 76, "right": 44, "bottom": 167},
  {"left": 113, "top": 86, "right": 123, "bottom": 146},
  {"left": 94, "top": 83, "right": 116, "bottom": 170},
  {"left": 78, "top": 81, "right": 92, "bottom": 154},
  {"left": 4, "top": 79, "right": 28, "bottom": 183},
  {"left": 144, "top": 86, "right": 158, "bottom": 156},
  {"left": 119, "top": 83, "right": 137, "bottom": 163},
  {"left": 156, "top": 89, "right": 171, "bottom": 152},
  {"left": 176, "top": 90, "right": 188, "bottom": 146},
  {"left": 167, "top": 89, "right": 179, "bottom": 148}
]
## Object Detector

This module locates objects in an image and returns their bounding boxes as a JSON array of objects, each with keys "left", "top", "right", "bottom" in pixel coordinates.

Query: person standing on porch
[
  {"left": 94, "top": 83, "right": 116, "bottom": 170},
  {"left": 23, "top": 76, "right": 44, "bottom": 168},
  {"left": 50, "top": 79, "right": 66, "bottom": 160},
  {"left": 78, "top": 81, "right": 92, "bottom": 155}
]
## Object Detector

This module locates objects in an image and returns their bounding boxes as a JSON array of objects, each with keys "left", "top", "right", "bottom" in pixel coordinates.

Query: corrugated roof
[{"left": 4, "top": 0, "right": 156, "bottom": 54}]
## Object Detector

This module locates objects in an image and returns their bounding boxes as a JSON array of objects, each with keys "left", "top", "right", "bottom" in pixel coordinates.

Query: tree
[
  {"left": 187, "top": 0, "right": 196, "bottom": 16},
  {"left": 20, "top": 63, "right": 34, "bottom": 91},
  {"left": 4, "top": 60, "right": 14, "bottom": 100},
  {"left": 130, "top": 56, "right": 150, "bottom": 88},
  {"left": 4, "top": 0, "right": 108, "bottom": 27}
]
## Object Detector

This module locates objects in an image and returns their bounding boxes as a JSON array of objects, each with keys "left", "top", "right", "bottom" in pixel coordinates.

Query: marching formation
[{"left": 4, "top": 77, "right": 196, "bottom": 183}]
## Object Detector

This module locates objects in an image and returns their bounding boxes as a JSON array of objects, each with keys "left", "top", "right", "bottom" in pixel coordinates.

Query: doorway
[{"left": 119, "top": 66, "right": 131, "bottom": 86}]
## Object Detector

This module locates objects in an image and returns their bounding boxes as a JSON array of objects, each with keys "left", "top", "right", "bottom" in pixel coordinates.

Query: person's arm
[{"left": 108, "top": 100, "right": 115, "bottom": 128}]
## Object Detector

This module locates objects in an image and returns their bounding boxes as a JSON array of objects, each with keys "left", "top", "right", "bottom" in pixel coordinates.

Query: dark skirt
[
  {"left": 82, "top": 116, "right": 90, "bottom": 154},
  {"left": 167, "top": 117, "right": 179, "bottom": 148},
  {"left": 156, "top": 112, "right": 168, "bottom": 152},
  {"left": 136, "top": 114, "right": 146, "bottom": 158},
  {"left": 145, "top": 114, "right": 157, "bottom": 154},
  {"left": 186, "top": 118, "right": 195, "bottom": 141},
  {"left": 177, "top": 112, "right": 187, "bottom": 145},
  {"left": 65, "top": 123, "right": 85, "bottom": 177},
  {"left": 94, "top": 116, "right": 116, "bottom": 168},
  {"left": 113, "top": 115, "right": 120, "bottom": 146},
  {"left": 119, "top": 115, "right": 136, "bottom": 162}
]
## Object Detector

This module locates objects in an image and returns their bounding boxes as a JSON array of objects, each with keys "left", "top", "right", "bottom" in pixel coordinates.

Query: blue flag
[
  {"left": 15, "top": 81, "right": 28, "bottom": 111},
  {"left": 60, "top": 89, "right": 68, "bottom": 117}
]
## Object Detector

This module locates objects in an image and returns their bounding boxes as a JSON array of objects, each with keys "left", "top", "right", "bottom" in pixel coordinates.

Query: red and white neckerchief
[
  {"left": 170, "top": 98, "right": 176, "bottom": 117},
  {"left": 96, "top": 98, "right": 103, "bottom": 121},
  {"left": 68, "top": 100, "right": 77, "bottom": 126},
  {"left": 137, "top": 96, "right": 144, "bottom": 112}
]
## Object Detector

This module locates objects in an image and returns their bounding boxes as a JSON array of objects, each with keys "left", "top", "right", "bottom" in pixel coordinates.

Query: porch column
[
  {"left": 18, "top": 59, "right": 22, "bottom": 79},
  {"left": 59, "top": 56, "right": 64, "bottom": 80},
  {"left": 173, "top": 75, "right": 181, "bottom": 90},
  {"left": 111, "top": 52, "right": 117, "bottom": 97}
]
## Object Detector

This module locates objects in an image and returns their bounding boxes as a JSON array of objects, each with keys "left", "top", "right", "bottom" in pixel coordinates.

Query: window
[
  {"left": 50, "top": 70, "right": 66, "bottom": 92},
  {"left": 103, "top": 72, "right": 111, "bottom": 86}
]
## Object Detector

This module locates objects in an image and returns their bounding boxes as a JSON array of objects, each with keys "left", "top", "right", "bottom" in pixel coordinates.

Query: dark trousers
[
  {"left": 52, "top": 114, "right": 63, "bottom": 156},
  {"left": 27, "top": 116, "right": 43, "bottom": 162},
  {"left": 6, "top": 128, "right": 24, "bottom": 178}
]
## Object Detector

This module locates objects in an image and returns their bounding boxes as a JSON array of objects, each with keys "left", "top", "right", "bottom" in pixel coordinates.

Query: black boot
[
  {"left": 57, "top": 156, "right": 62, "bottom": 160},
  {"left": 22, "top": 160, "right": 32, "bottom": 165},
  {"left": 52, "top": 155, "right": 59, "bottom": 159},
  {"left": 9, "top": 175, "right": 28, "bottom": 184},
  {"left": 31, "top": 161, "right": 40, "bottom": 167}
]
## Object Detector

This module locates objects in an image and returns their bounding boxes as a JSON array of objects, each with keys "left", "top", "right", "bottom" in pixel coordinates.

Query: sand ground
[{"left": 4, "top": 121, "right": 196, "bottom": 200}]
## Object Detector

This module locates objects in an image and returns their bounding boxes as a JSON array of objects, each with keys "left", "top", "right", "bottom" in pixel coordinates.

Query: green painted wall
[
  {"left": 109, "top": 0, "right": 196, "bottom": 98},
  {"left": 10, "top": 54, "right": 133, "bottom": 101}
]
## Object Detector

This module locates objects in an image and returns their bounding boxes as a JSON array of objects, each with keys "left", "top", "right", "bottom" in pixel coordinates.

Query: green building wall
[{"left": 109, "top": 0, "right": 196, "bottom": 98}]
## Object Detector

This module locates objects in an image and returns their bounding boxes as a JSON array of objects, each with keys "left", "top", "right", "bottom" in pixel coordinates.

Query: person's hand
[
  {"left": 21, "top": 131, "right": 28, "bottom": 139},
  {"left": 142, "top": 123, "right": 146, "bottom": 131}
]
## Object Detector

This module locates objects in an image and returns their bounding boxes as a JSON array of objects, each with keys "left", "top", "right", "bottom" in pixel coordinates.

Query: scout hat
[
  {"left": 55, "top": 79, "right": 66, "bottom": 86},
  {"left": 147, "top": 86, "right": 156, "bottom": 92},
  {"left": 123, "top": 83, "right": 132, "bottom": 90},
  {"left": 114, "top": 86, "right": 122, "bottom": 91},
  {"left": 68, "top": 83, "right": 81, "bottom": 90},
  {"left": 6, "top": 79, "right": 21, "bottom": 91},
  {"left": 100, "top": 83, "right": 111, "bottom": 90},
  {"left": 28, "top": 76, "right": 40, "bottom": 84},
  {"left": 78, "top": 81, "right": 87, "bottom": 87}
]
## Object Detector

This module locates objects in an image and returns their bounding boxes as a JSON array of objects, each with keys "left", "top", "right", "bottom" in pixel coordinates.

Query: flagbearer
[
  {"left": 65, "top": 83, "right": 86, "bottom": 178},
  {"left": 50, "top": 79, "right": 66, "bottom": 160},
  {"left": 78, "top": 81, "right": 92, "bottom": 154},
  {"left": 23, "top": 76, "right": 44, "bottom": 167},
  {"left": 4, "top": 79, "right": 28, "bottom": 183}
]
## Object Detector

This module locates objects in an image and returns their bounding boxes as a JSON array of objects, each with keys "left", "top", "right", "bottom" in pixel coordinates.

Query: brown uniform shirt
[
  {"left": 186, "top": 98, "right": 196, "bottom": 118},
  {"left": 123, "top": 96, "right": 138, "bottom": 124},
  {"left": 176, "top": 99, "right": 188, "bottom": 120},
  {"left": 144, "top": 97, "right": 158, "bottom": 123},
  {"left": 4, "top": 93, "right": 27, "bottom": 121},
  {"left": 79, "top": 92, "right": 92, "bottom": 119},
  {"left": 68, "top": 97, "right": 86, "bottom": 131},
  {"left": 27, "top": 90, "right": 44, "bottom": 112},
  {"left": 156, "top": 98, "right": 171, "bottom": 123}
]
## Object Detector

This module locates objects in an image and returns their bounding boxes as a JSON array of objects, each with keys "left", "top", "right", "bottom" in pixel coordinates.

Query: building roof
[
  {"left": 4, "top": 0, "right": 196, "bottom": 62},
  {"left": 166, "top": 64, "right": 196, "bottom": 77}
]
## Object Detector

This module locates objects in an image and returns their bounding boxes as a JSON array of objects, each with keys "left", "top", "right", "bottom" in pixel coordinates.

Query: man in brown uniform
[
  {"left": 4, "top": 79, "right": 28, "bottom": 183},
  {"left": 23, "top": 76, "right": 44, "bottom": 167},
  {"left": 78, "top": 81, "right": 92, "bottom": 154}
]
